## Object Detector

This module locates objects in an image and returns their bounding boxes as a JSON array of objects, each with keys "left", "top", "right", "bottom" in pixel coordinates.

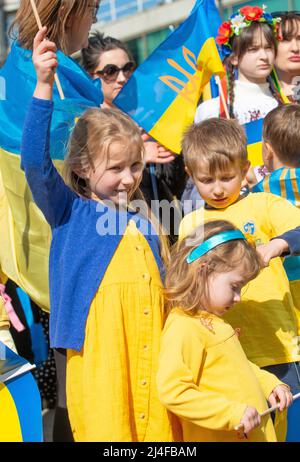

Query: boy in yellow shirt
[{"left": 179, "top": 118, "right": 300, "bottom": 439}]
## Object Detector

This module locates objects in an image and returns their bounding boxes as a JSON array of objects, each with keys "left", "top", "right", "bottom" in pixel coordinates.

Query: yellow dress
[
  {"left": 157, "top": 310, "right": 281, "bottom": 442},
  {"left": 66, "top": 220, "right": 180, "bottom": 442}
]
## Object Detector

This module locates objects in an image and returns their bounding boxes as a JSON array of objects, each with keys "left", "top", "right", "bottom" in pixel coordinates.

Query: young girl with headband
[
  {"left": 195, "top": 5, "right": 281, "bottom": 124},
  {"left": 157, "top": 220, "right": 292, "bottom": 442}
]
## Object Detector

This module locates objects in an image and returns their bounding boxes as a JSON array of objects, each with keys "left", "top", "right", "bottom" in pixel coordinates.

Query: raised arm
[{"left": 21, "top": 28, "right": 75, "bottom": 228}]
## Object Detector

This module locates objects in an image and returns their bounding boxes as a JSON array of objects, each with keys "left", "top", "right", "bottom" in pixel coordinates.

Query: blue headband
[{"left": 186, "top": 230, "right": 246, "bottom": 264}]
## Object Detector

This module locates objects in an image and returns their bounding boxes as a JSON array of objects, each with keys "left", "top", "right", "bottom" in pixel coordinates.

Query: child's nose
[
  {"left": 122, "top": 170, "right": 135, "bottom": 186},
  {"left": 213, "top": 182, "right": 223, "bottom": 195},
  {"left": 233, "top": 292, "right": 241, "bottom": 303}
]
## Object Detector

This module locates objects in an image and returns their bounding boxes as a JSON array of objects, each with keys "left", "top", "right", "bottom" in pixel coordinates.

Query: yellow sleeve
[
  {"left": 0, "top": 272, "right": 9, "bottom": 328},
  {"left": 157, "top": 315, "right": 247, "bottom": 431},
  {"left": 248, "top": 361, "right": 287, "bottom": 399},
  {"left": 265, "top": 193, "right": 300, "bottom": 236},
  {"left": 178, "top": 210, "right": 203, "bottom": 242},
  {"left": 0, "top": 300, "right": 9, "bottom": 328},
  {"left": 0, "top": 268, "right": 8, "bottom": 285}
]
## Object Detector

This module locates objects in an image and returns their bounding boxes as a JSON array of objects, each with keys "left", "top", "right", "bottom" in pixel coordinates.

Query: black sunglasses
[{"left": 94, "top": 62, "right": 136, "bottom": 83}]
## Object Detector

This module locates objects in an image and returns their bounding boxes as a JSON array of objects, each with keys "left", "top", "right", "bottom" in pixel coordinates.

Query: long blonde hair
[
  {"left": 165, "top": 220, "right": 261, "bottom": 316},
  {"left": 10, "top": 0, "right": 93, "bottom": 52}
]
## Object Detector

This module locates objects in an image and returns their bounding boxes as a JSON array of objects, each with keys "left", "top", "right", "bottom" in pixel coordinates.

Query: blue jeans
[{"left": 262, "top": 362, "right": 300, "bottom": 442}]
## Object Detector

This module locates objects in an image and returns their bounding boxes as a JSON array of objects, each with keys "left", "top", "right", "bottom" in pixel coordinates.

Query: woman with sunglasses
[
  {"left": 271, "top": 11, "right": 300, "bottom": 103},
  {"left": 82, "top": 32, "right": 187, "bottom": 234}
]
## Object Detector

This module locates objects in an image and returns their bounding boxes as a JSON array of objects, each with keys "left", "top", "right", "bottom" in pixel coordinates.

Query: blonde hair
[
  {"left": 165, "top": 220, "right": 261, "bottom": 315},
  {"left": 63, "top": 106, "right": 170, "bottom": 264},
  {"left": 64, "top": 106, "right": 144, "bottom": 198},
  {"left": 10, "top": 0, "right": 93, "bottom": 53},
  {"left": 182, "top": 118, "right": 248, "bottom": 175}
]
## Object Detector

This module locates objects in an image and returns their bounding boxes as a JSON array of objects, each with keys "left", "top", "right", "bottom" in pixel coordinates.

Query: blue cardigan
[{"left": 21, "top": 97, "right": 164, "bottom": 351}]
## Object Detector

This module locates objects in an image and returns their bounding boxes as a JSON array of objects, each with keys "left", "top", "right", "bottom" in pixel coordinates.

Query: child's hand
[
  {"left": 142, "top": 133, "right": 175, "bottom": 164},
  {"left": 256, "top": 239, "right": 289, "bottom": 267},
  {"left": 268, "top": 385, "right": 293, "bottom": 412},
  {"left": 237, "top": 406, "right": 261, "bottom": 439},
  {"left": 33, "top": 27, "right": 58, "bottom": 91}
]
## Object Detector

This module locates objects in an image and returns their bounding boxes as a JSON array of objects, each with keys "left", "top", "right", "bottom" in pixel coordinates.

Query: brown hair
[
  {"left": 225, "top": 22, "right": 279, "bottom": 117},
  {"left": 81, "top": 31, "right": 134, "bottom": 74},
  {"left": 276, "top": 12, "right": 300, "bottom": 40},
  {"left": 64, "top": 106, "right": 144, "bottom": 199},
  {"left": 263, "top": 104, "right": 300, "bottom": 167},
  {"left": 10, "top": 0, "right": 96, "bottom": 53},
  {"left": 165, "top": 220, "right": 261, "bottom": 315},
  {"left": 182, "top": 118, "right": 248, "bottom": 175}
]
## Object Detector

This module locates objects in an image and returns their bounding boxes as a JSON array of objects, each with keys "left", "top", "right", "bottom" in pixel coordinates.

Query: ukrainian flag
[
  {"left": 0, "top": 342, "right": 42, "bottom": 442},
  {"left": 243, "top": 118, "right": 263, "bottom": 166},
  {"left": 114, "top": 0, "right": 225, "bottom": 154},
  {"left": 0, "top": 42, "right": 102, "bottom": 311}
]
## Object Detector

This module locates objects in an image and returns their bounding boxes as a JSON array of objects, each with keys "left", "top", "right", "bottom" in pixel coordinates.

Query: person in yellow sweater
[
  {"left": 179, "top": 117, "right": 300, "bottom": 439},
  {"left": 157, "top": 220, "right": 292, "bottom": 442}
]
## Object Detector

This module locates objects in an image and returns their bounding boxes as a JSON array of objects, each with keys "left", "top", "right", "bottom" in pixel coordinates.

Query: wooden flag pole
[
  {"left": 215, "top": 75, "right": 230, "bottom": 120},
  {"left": 30, "top": 0, "right": 65, "bottom": 100},
  {"left": 234, "top": 392, "right": 300, "bottom": 431}
]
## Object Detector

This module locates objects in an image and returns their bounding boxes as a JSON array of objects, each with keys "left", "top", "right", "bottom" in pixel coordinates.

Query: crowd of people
[{"left": 1, "top": 0, "right": 300, "bottom": 443}]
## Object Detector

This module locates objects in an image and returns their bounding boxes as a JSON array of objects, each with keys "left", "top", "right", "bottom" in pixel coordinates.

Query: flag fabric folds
[
  {"left": 0, "top": 42, "right": 102, "bottom": 311},
  {"left": 114, "top": 0, "right": 225, "bottom": 154},
  {"left": 0, "top": 341, "right": 42, "bottom": 442}
]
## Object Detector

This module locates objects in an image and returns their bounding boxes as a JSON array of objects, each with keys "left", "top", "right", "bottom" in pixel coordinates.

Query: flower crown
[{"left": 216, "top": 5, "right": 281, "bottom": 57}]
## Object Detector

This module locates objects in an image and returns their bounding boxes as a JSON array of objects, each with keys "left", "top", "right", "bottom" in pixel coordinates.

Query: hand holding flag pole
[
  {"left": 30, "top": 0, "right": 65, "bottom": 100},
  {"left": 234, "top": 392, "right": 300, "bottom": 432}
]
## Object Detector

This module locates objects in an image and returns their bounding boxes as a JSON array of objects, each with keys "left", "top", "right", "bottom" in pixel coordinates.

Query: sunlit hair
[
  {"left": 226, "top": 22, "right": 279, "bottom": 117},
  {"left": 10, "top": 0, "right": 94, "bottom": 53},
  {"left": 81, "top": 31, "right": 134, "bottom": 74},
  {"left": 165, "top": 220, "right": 261, "bottom": 316},
  {"left": 263, "top": 104, "right": 300, "bottom": 167},
  {"left": 182, "top": 118, "right": 248, "bottom": 175},
  {"left": 63, "top": 106, "right": 144, "bottom": 199},
  {"left": 63, "top": 107, "right": 170, "bottom": 264}
]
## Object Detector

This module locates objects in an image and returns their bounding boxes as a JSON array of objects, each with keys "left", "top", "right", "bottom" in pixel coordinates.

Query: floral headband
[{"left": 216, "top": 5, "right": 281, "bottom": 57}]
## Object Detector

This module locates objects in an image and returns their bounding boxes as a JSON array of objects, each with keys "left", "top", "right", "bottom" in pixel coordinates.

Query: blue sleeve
[
  {"left": 276, "top": 226, "right": 300, "bottom": 256},
  {"left": 21, "top": 97, "right": 76, "bottom": 228}
]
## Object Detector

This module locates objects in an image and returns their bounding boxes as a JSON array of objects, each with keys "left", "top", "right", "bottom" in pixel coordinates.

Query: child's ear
[
  {"left": 229, "top": 54, "right": 238, "bottom": 67},
  {"left": 185, "top": 166, "right": 192, "bottom": 177},
  {"left": 262, "top": 142, "right": 274, "bottom": 161},
  {"left": 241, "top": 160, "right": 251, "bottom": 179}
]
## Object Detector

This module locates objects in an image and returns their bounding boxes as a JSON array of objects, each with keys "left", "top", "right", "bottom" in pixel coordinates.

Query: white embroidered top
[{"left": 195, "top": 79, "right": 278, "bottom": 125}]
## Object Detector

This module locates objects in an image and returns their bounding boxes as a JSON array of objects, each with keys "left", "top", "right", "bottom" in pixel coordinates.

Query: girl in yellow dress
[
  {"left": 157, "top": 220, "right": 292, "bottom": 442},
  {"left": 20, "top": 28, "right": 180, "bottom": 442}
]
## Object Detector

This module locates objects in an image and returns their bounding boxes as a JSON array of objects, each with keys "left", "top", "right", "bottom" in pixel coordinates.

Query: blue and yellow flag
[
  {"left": 243, "top": 118, "right": 263, "bottom": 166},
  {"left": 0, "top": 341, "right": 42, "bottom": 442},
  {"left": 114, "top": 0, "right": 225, "bottom": 154},
  {"left": 0, "top": 42, "right": 102, "bottom": 311}
]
